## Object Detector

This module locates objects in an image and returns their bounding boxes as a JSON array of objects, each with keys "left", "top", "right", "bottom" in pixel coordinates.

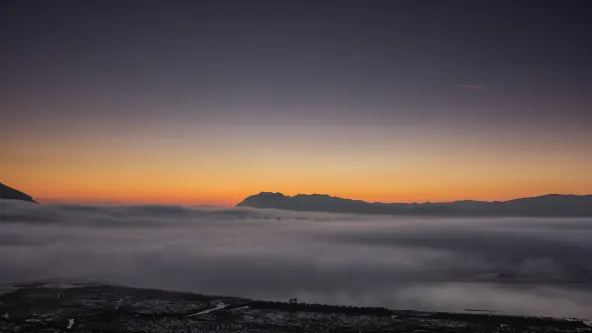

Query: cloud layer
[{"left": 1, "top": 199, "right": 591, "bottom": 318}]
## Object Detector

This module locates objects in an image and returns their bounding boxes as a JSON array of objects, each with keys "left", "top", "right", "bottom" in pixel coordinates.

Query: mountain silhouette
[
  {"left": 0, "top": 182, "right": 38, "bottom": 203},
  {"left": 237, "top": 192, "right": 592, "bottom": 217}
]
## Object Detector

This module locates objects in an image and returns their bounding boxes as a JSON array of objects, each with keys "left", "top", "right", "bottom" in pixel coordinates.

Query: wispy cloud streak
[{"left": 456, "top": 84, "right": 487, "bottom": 90}]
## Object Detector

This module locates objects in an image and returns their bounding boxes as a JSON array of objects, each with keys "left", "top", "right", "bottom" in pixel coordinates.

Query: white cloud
[{"left": 0, "top": 199, "right": 591, "bottom": 318}]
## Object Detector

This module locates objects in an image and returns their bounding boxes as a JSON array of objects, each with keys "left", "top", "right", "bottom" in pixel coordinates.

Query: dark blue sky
[{"left": 2, "top": 1, "right": 591, "bottom": 126}]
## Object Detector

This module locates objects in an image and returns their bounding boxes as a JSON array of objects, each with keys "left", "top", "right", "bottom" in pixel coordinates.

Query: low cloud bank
[{"left": 1, "top": 199, "right": 591, "bottom": 318}]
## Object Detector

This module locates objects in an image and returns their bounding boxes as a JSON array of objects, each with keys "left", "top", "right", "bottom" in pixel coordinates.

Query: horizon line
[{"left": 25, "top": 191, "right": 592, "bottom": 207}]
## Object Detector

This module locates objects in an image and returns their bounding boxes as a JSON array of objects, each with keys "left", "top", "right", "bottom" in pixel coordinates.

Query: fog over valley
[{"left": 1, "top": 199, "right": 591, "bottom": 319}]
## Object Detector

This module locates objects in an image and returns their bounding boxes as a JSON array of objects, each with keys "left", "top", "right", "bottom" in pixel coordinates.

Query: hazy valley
[{"left": 1, "top": 198, "right": 591, "bottom": 321}]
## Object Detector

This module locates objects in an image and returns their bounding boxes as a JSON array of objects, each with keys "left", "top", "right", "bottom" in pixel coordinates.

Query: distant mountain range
[
  {"left": 0, "top": 182, "right": 37, "bottom": 203},
  {"left": 237, "top": 192, "right": 592, "bottom": 217},
  {"left": 2, "top": 182, "right": 591, "bottom": 217}
]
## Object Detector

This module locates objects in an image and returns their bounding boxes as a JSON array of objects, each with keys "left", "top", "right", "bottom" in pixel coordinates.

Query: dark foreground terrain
[{"left": 1, "top": 281, "right": 590, "bottom": 332}]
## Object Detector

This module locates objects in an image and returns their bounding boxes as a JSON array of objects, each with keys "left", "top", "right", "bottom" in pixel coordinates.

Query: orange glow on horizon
[
  {"left": 2, "top": 123, "right": 591, "bottom": 207},
  {"left": 21, "top": 184, "right": 592, "bottom": 207}
]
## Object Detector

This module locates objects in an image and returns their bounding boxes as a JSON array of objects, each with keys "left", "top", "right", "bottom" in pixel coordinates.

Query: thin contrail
[{"left": 456, "top": 84, "right": 486, "bottom": 90}]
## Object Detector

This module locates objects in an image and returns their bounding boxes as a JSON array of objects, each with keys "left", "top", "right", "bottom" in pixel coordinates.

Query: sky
[
  {"left": 2, "top": 200, "right": 592, "bottom": 318},
  {"left": 1, "top": 0, "right": 591, "bottom": 205}
]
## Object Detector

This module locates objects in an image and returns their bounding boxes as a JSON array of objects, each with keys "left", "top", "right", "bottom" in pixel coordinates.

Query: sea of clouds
[{"left": 1, "top": 199, "right": 591, "bottom": 319}]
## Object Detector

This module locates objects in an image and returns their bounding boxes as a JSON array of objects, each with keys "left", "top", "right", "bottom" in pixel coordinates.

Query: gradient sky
[{"left": 1, "top": 0, "right": 591, "bottom": 205}]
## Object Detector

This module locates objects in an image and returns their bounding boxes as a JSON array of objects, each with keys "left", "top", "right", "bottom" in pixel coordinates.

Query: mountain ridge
[
  {"left": 0, "top": 182, "right": 38, "bottom": 204},
  {"left": 236, "top": 192, "right": 592, "bottom": 217}
]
